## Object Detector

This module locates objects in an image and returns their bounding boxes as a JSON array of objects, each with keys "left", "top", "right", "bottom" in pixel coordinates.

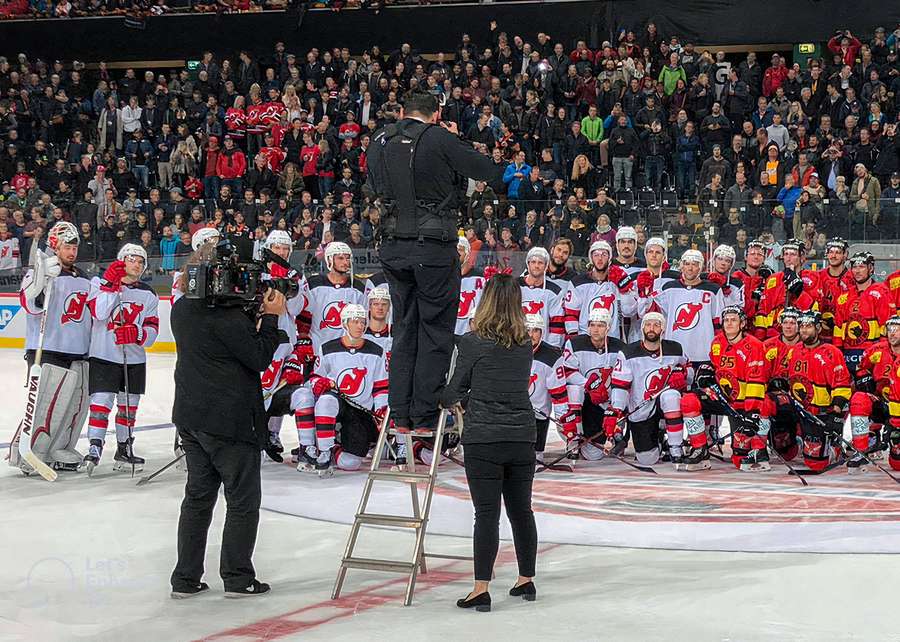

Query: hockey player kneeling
[
  {"left": 300, "top": 304, "right": 389, "bottom": 477},
  {"left": 685, "top": 306, "right": 773, "bottom": 472},
  {"left": 10, "top": 222, "right": 92, "bottom": 473},
  {"left": 84, "top": 244, "right": 160, "bottom": 474},
  {"left": 772, "top": 311, "right": 851, "bottom": 472},
  {"left": 563, "top": 307, "right": 626, "bottom": 461},
  {"left": 607, "top": 312, "right": 689, "bottom": 468},
  {"left": 524, "top": 314, "right": 576, "bottom": 466}
]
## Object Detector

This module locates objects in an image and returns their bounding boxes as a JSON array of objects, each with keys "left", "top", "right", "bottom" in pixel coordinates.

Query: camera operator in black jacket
[{"left": 169, "top": 268, "right": 287, "bottom": 599}]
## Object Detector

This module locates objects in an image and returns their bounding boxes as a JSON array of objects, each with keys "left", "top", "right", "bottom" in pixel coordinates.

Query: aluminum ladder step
[
  {"left": 341, "top": 557, "right": 416, "bottom": 573},
  {"left": 368, "top": 470, "right": 432, "bottom": 483},
  {"left": 355, "top": 512, "right": 424, "bottom": 528}
]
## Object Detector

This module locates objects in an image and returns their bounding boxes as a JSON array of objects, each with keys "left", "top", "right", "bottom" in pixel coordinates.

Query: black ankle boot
[{"left": 456, "top": 591, "right": 491, "bottom": 612}]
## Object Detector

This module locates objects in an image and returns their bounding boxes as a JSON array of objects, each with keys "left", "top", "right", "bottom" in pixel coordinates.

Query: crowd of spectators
[
  {"left": 0, "top": 0, "right": 288, "bottom": 20},
  {"left": 1, "top": 20, "right": 899, "bottom": 277}
]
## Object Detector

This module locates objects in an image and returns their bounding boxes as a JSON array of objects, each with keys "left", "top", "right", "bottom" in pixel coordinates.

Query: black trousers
[
  {"left": 464, "top": 441, "right": 537, "bottom": 582},
  {"left": 380, "top": 238, "right": 460, "bottom": 428},
  {"left": 171, "top": 428, "right": 262, "bottom": 592}
]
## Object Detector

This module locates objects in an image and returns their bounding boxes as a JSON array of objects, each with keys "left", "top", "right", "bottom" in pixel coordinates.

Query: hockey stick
[
  {"left": 16, "top": 273, "right": 58, "bottom": 482},
  {"left": 705, "top": 383, "right": 808, "bottom": 486},
  {"left": 788, "top": 397, "right": 900, "bottom": 485},
  {"left": 119, "top": 290, "right": 136, "bottom": 478},
  {"left": 138, "top": 382, "right": 291, "bottom": 487}
]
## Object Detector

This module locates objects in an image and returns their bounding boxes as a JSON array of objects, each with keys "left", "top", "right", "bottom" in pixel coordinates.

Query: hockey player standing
[
  {"left": 456, "top": 236, "right": 485, "bottom": 338},
  {"left": 519, "top": 247, "right": 567, "bottom": 348},
  {"left": 546, "top": 238, "right": 577, "bottom": 288},
  {"left": 753, "top": 238, "right": 820, "bottom": 338},
  {"left": 606, "top": 312, "right": 688, "bottom": 468},
  {"left": 563, "top": 307, "right": 626, "bottom": 460},
  {"left": 11, "top": 222, "right": 92, "bottom": 471},
  {"left": 817, "top": 238, "right": 853, "bottom": 343},
  {"left": 833, "top": 251, "right": 894, "bottom": 372},
  {"left": 364, "top": 286, "right": 392, "bottom": 366},
  {"left": 704, "top": 244, "right": 744, "bottom": 308},
  {"left": 732, "top": 239, "right": 772, "bottom": 331},
  {"left": 84, "top": 244, "right": 159, "bottom": 472},
  {"left": 564, "top": 240, "right": 636, "bottom": 339}
]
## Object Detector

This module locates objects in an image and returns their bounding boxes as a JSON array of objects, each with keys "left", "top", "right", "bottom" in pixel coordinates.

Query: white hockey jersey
[
  {"left": 0, "top": 237, "right": 20, "bottom": 271},
  {"left": 364, "top": 325, "right": 392, "bottom": 371},
  {"left": 456, "top": 269, "right": 485, "bottom": 336},
  {"left": 637, "top": 279, "right": 723, "bottom": 363},
  {"left": 20, "top": 267, "right": 93, "bottom": 356},
  {"left": 627, "top": 268, "right": 680, "bottom": 341},
  {"left": 563, "top": 334, "right": 627, "bottom": 407},
  {"left": 529, "top": 342, "right": 569, "bottom": 419},
  {"left": 703, "top": 272, "right": 745, "bottom": 308},
  {"left": 316, "top": 338, "right": 389, "bottom": 411},
  {"left": 563, "top": 272, "right": 637, "bottom": 339},
  {"left": 519, "top": 276, "right": 567, "bottom": 348},
  {"left": 260, "top": 285, "right": 307, "bottom": 407},
  {"left": 87, "top": 278, "right": 159, "bottom": 364},
  {"left": 299, "top": 274, "right": 368, "bottom": 354},
  {"left": 610, "top": 339, "right": 689, "bottom": 421}
]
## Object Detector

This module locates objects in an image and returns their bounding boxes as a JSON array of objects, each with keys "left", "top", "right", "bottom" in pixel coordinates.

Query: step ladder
[{"left": 332, "top": 407, "right": 467, "bottom": 606}]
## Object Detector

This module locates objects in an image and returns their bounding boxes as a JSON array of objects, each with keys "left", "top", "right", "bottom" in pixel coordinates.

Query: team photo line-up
[{"left": 10, "top": 219, "right": 900, "bottom": 482}]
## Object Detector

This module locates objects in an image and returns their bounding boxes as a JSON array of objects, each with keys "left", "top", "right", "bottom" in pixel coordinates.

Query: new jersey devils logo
[
  {"left": 458, "top": 290, "right": 477, "bottom": 319},
  {"left": 644, "top": 366, "right": 672, "bottom": 400},
  {"left": 338, "top": 367, "right": 368, "bottom": 397},
  {"left": 1, "top": 246, "right": 8, "bottom": 258},
  {"left": 106, "top": 302, "right": 143, "bottom": 331},
  {"left": 261, "top": 359, "right": 283, "bottom": 389},
  {"left": 523, "top": 300, "right": 544, "bottom": 315},
  {"left": 672, "top": 302, "right": 703, "bottom": 331},
  {"left": 320, "top": 301, "right": 347, "bottom": 330},
  {"left": 528, "top": 373, "right": 538, "bottom": 396},
  {"left": 589, "top": 294, "right": 616, "bottom": 313},
  {"left": 61, "top": 291, "right": 88, "bottom": 324}
]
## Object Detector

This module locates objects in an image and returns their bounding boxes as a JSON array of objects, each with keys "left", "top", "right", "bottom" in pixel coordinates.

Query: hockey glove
[
  {"left": 824, "top": 413, "right": 845, "bottom": 437},
  {"left": 854, "top": 372, "right": 876, "bottom": 394},
  {"left": 281, "top": 360, "right": 305, "bottom": 385},
  {"left": 101, "top": 260, "right": 128, "bottom": 291},
  {"left": 750, "top": 284, "right": 765, "bottom": 303},
  {"left": 585, "top": 373, "right": 609, "bottom": 405},
  {"left": 706, "top": 272, "right": 726, "bottom": 287},
  {"left": 44, "top": 254, "right": 61, "bottom": 279},
  {"left": 668, "top": 367, "right": 688, "bottom": 391},
  {"left": 768, "top": 377, "right": 789, "bottom": 393},
  {"left": 558, "top": 409, "right": 580, "bottom": 441},
  {"left": 783, "top": 269, "right": 804, "bottom": 297},
  {"left": 740, "top": 412, "right": 762, "bottom": 434},
  {"left": 113, "top": 323, "right": 141, "bottom": 345},
  {"left": 636, "top": 270, "right": 655, "bottom": 297},
  {"left": 310, "top": 376, "right": 335, "bottom": 398},
  {"left": 292, "top": 337, "right": 315, "bottom": 365},
  {"left": 373, "top": 406, "right": 391, "bottom": 430},
  {"left": 607, "top": 264, "right": 631, "bottom": 291},
  {"left": 603, "top": 408, "right": 624, "bottom": 439},
  {"left": 758, "top": 266, "right": 773, "bottom": 279},
  {"left": 695, "top": 363, "right": 717, "bottom": 389}
]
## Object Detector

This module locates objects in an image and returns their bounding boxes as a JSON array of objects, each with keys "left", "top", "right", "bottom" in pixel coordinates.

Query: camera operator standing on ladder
[
  {"left": 169, "top": 243, "right": 288, "bottom": 599},
  {"left": 365, "top": 91, "right": 504, "bottom": 431}
]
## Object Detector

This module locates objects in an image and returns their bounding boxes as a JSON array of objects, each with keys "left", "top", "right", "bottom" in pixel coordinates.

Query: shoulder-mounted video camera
[{"left": 184, "top": 240, "right": 300, "bottom": 308}]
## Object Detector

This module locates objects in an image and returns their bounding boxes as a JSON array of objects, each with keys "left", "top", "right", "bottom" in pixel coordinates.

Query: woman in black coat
[{"left": 441, "top": 274, "right": 538, "bottom": 612}]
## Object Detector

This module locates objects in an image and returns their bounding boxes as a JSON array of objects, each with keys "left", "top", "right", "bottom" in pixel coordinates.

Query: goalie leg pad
[{"left": 28, "top": 363, "right": 79, "bottom": 464}]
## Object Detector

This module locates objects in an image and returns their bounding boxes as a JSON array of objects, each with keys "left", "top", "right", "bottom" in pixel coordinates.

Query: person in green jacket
[
  {"left": 580, "top": 105, "right": 605, "bottom": 167},
  {"left": 658, "top": 52, "right": 687, "bottom": 96}
]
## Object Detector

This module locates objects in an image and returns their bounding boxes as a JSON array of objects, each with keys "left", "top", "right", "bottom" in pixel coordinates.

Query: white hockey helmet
[
  {"left": 680, "top": 249, "right": 704, "bottom": 265},
  {"left": 526, "top": 246, "right": 550, "bottom": 266},
  {"left": 367, "top": 286, "right": 391, "bottom": 303},
  {"left": 588, "top": 307, "right": 612, "bottom": 326},
  {"left": 48, "top": 221, "right": 79, "bottom": 250},
  {"left": 589, "top": 240, "right": 613, "bottom": 258},
  {"left": 713, "top": 244, "right": 736, "bottom": 263},
  {"left": 324, "top": 241, "right": 353, "bottom": 272},
  {"left": 191, "top": 227, "right": 222, "bottom": 251},
  {"left": 117, "top": 243, "right": 147, "bottom": 264},
  {"left": 616, "top": 226, "right": 637, "bottom": 242},
  {"left": 457, "top": 235, "right": 471, "bottom": 260},
  {"left": 642, "top": 311, "right": 666, "bottom": 329},
  {"left": 524, "top": 313, "right": 545, "bottom": 331},
  {"left": 265, "top": 229, "right": 293, "bottom": 252},
  {"left": 340, "top": 303, "right": 367, "bottom": 329},
  {"left": 644, "top": 237, "right": 667, "bottom": 256}
]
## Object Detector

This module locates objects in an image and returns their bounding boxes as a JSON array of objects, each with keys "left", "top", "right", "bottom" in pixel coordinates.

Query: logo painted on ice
[
  {"left": 672, "top": 302, "right": 704, "bottom": 331},
  {"left": 338, "top": 367, "right": 368, "bottom": 397},
  {"left": 0, "top": 304, "right": 21, "bottom": 330},
  {"left": 320, "top": 301, "right": 347, "bottom": 330}
]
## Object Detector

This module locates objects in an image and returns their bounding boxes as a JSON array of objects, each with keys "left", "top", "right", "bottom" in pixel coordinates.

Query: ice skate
[
  {"left": 316, "top": 450, "right": 333, "bottom": 478},
  {"left": 738, "top": 448, "right": 771, "bottom": 472},
  {"left": 82, "top": 439, "right": 103, "bottom": 476},
  {"left": 675, "top": 445, "right": 711, "bottom": 471},
  {"left": 296, "top": 446, "right": 319, "bottom": 473},
  {"left": 113, "top": 439, "right": 145, "bottom": 472}
]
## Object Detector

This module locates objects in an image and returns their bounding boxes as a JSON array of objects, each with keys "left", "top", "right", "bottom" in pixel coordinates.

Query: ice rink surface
[{"left": 2, "top": 350, "right": 900, "bottom": 642}]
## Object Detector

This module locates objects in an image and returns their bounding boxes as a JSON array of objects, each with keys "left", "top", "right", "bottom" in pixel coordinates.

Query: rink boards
[{"left": 260, "top": 455, "right": 900, "bottom": 554}]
